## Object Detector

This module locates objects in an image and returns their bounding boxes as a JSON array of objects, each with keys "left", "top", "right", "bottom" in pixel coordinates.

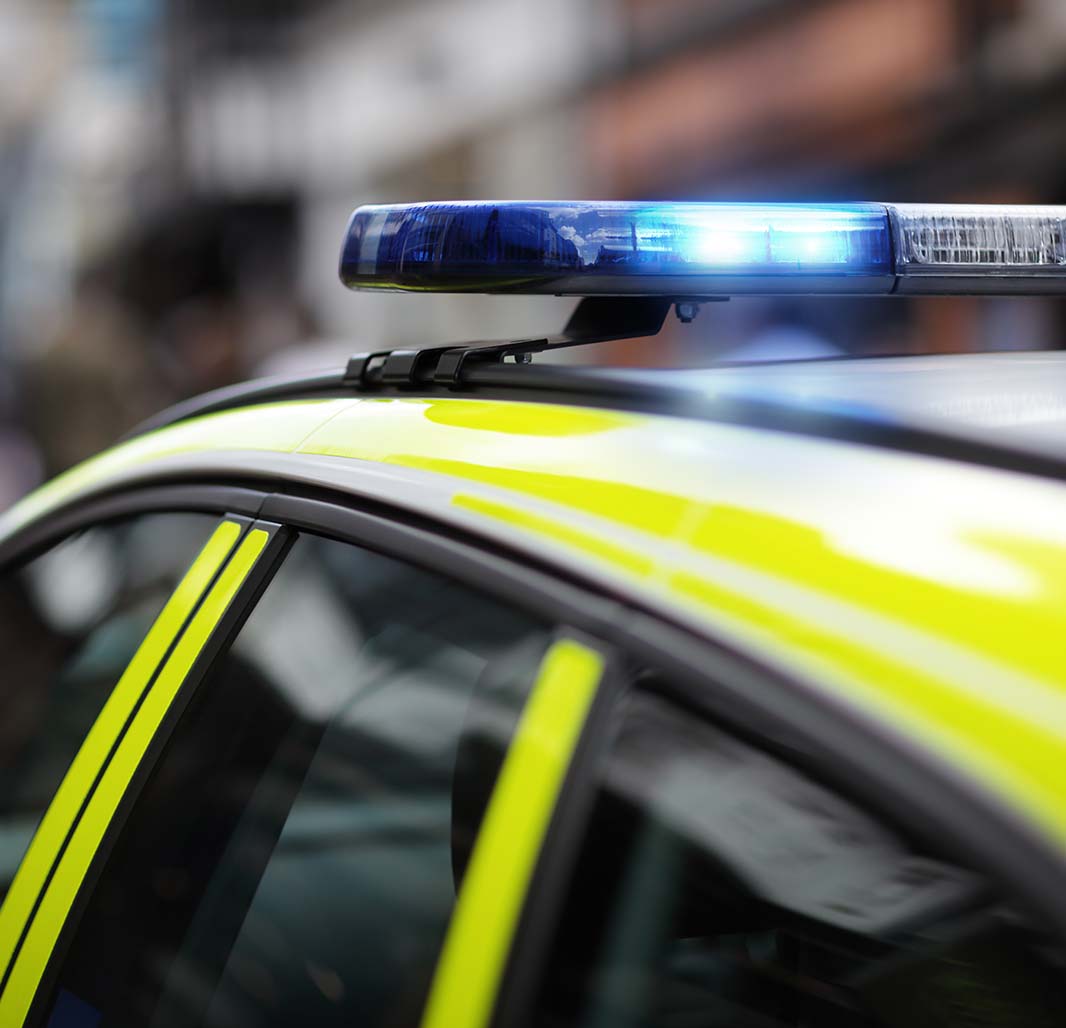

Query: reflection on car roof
[{"left": 610, "top": 352, "right": 1066, "bottom": 456}]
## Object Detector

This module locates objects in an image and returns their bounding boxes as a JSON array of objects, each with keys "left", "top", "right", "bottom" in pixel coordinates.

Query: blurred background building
[{"left": 2, "top": 0, "right": 1066, "bottom": 502}]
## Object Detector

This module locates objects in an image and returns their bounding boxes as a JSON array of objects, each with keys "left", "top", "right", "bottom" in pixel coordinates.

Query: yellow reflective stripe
[
  {"left": 0, "top": 527, "right": 269, "bottom": 1026},
  {"left": 421, "top": 638, "right": 605, "bottom": 1028},
  {"left": 0, "top": 518, "right": 241, "bottom": 988}
]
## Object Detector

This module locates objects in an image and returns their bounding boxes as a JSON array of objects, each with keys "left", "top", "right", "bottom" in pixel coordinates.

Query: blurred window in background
[
  {"left": 0, "top": 513, "right": 218, "bottom": 911},
  {"left": 46, "top": 532, "right": 554, "bottom": 1028},
  {"left": 529, "top": 690, "right": 1066, "bottom": 1028}
]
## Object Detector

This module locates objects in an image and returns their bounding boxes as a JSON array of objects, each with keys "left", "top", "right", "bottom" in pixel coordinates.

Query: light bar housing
[{"left": 339, "top": 202, "right": 1066, "bottom": 297}]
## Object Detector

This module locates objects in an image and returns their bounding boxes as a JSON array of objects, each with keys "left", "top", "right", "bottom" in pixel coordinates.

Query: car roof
[
  {"left": 4, "top": 353, "right": 1066, "bottom": 854},
  {"left": 123, "top": 348, "right": 1066, "bottom": 484}
]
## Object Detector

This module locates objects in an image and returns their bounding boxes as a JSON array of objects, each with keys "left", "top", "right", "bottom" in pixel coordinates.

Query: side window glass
[
  {"left": 530, "top": 691, "right": 1066, "bottom": 1028},
  {"left": 0, "top": 513, "right": 218, "bottom": 911},
  {"left": 46, "top": 532, "right": 557, "bottom": 1028}
]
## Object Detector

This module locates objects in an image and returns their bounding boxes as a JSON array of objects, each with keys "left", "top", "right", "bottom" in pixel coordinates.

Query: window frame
[{"left": 5, "top": 474, "right": 1066, "bottom": 1028}]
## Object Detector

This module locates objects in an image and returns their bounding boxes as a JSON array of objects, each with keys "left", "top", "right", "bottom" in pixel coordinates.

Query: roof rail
[{"left": 126, "top": 297, "right": 674, "bottom": 438}]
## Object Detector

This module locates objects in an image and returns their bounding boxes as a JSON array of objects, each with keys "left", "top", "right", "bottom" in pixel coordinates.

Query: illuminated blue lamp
[
  {"left": 340, "top": 202, "right": 1066, "bottom": 296},
  {"left": 340, "top": 201, "right": 893, "bottom": 296}
]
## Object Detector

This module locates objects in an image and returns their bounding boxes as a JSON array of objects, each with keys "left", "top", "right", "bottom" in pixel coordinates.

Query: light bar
[{"left": 339, "top": 202, "right": 1066, "bottom": 297}]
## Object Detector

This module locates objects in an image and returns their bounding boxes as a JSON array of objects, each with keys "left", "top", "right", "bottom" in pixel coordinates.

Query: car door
[
  {"left": 6, "top": 483, "right": 1066, "bottom": 1028},
  {"left": 0, "top": 487, "right": 614, "bottom": 1028},
  {"left": 496, "top": 678, "right": 1066, "bottom": 1028}
]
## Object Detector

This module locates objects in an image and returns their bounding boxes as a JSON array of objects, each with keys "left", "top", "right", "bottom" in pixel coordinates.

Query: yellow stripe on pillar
[
  {"left": 0, "top": 527, "right": 269, "bottom": 1027},
  {"left": 421, "top": 637, "right": 606, "bottom": 1028},
  {"left": 0, "top": 518, "right": 242, "bottom": 990}
]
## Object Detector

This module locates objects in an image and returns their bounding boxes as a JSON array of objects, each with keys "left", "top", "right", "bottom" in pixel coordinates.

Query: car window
[
  {"left": 0, "top": 513, "right": 218, "bottom": 913},
  {"left": 42, "top": 532, "right": 558, "bottom": 1028},
  {"left": 527, "top": 689, "right": 1066, "bottom": 1028}
]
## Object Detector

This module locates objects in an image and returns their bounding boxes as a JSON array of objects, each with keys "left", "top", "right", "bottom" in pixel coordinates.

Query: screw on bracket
[{"left": 675, "top": 302, "right": 701, "bottom": 324}]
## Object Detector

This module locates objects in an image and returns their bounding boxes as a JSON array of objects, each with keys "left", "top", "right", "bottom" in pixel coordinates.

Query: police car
[{"left": 1, "top": 201, "right": 1065, "bottom": 1028}]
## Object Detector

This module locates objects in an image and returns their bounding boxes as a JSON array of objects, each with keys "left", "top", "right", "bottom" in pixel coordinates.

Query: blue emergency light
[{"left": 339, "top": 202, "right": 1066, "bottom": 296}]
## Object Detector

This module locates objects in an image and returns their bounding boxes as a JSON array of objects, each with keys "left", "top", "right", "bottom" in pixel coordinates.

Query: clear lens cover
[
  {"left": 339, "top": 201, "right": 895, "bottom": 295},
  {"left": 890, "top": 204, "right": 1066, "bottom": 276}
]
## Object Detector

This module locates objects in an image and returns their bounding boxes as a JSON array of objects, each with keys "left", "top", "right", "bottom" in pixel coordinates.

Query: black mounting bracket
[{"left": 343, "top": 296, "right": 684, "bottom": 390}]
